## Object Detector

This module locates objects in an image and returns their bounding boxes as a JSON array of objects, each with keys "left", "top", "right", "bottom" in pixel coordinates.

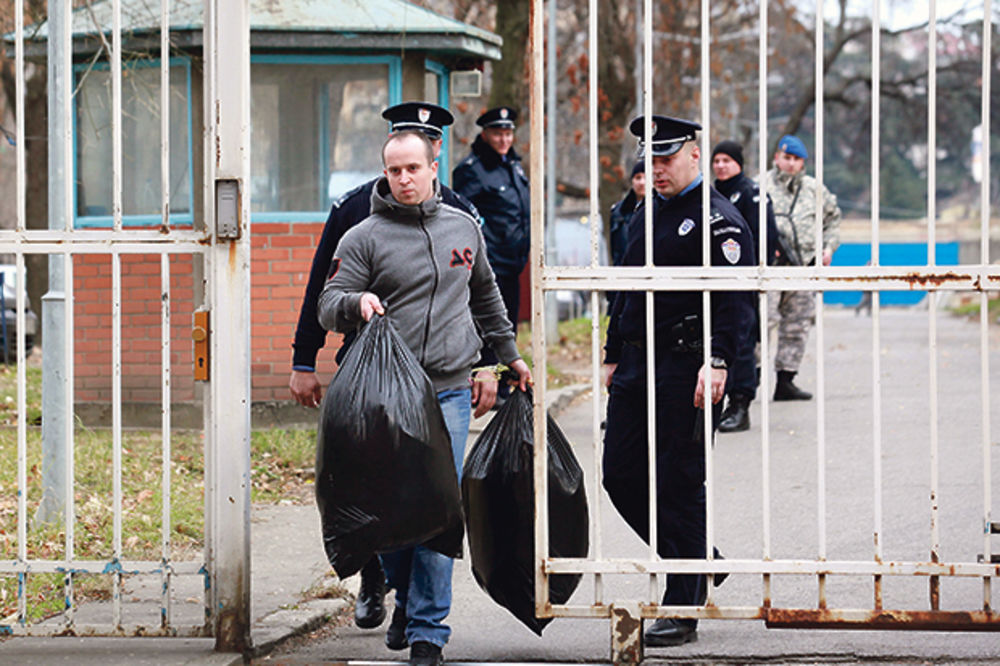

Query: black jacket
[
  {"left": 609, "top": 189, "right": 639, "bottom": 267},
  {"left": 291, "top": 177, "right": 479, "bottom": 370},
  {"left": 452, "top": 135, "right": 530, "bottom": 277},
  {"left": 604, "top": 179, "right": 755, "bottom": 387},
  {"left": 714, "top": 172, "right": 781, "bottom": 265}
]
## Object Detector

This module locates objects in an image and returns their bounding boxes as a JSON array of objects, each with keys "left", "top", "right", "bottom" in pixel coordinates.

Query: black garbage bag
[
  {"left": 315, "top": 314, "right": 464, "bottom": 579},
  {"left": 462, "top": 387, "right": 588, "bottom": 635}
]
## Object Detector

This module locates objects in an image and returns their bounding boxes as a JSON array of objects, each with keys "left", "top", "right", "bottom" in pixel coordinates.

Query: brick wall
[{"left": 71, "top": 221, "right": 343, "bottom": 406}]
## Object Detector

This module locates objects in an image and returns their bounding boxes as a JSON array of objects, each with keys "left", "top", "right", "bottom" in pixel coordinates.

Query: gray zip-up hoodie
[{"left": 318, "top": 177, "right": 520, "bottom": 392}]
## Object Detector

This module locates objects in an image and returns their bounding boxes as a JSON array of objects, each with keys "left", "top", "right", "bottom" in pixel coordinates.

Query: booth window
[
  {"left": 250, "top": 55, "right": 401, "bottom": 220},
  {"left": 75, "top": 58, "right": 194, "bottom": 227}
]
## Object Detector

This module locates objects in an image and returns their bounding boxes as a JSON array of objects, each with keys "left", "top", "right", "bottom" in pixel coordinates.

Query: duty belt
[{"left": 623, "top": 314, "right": 704, "bottom": 355}]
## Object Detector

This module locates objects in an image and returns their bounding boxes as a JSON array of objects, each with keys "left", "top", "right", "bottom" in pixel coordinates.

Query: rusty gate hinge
[{"left": 193, "top": 309, "right": 209, "bottom": 381}]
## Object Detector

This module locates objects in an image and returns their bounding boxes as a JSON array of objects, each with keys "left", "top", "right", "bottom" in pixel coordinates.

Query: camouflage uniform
[{"left": 764, "top": 167, "right": 841, "bottom": 372}]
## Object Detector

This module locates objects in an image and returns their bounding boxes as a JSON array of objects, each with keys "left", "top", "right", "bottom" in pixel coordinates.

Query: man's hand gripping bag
[
  {"left": 461, "top": 388, "right": 588, "bottom": 635},
  {"left": 315, "top": 315, "right": 464, "bottom": 578}
]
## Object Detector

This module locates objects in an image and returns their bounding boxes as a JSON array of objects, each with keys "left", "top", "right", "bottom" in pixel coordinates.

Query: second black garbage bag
[
  {"left": 462, "top": 387, "right": 588, "bottom": 635},
  {"left": 315, "top": 314, "right": 464, "bottom": 579}
]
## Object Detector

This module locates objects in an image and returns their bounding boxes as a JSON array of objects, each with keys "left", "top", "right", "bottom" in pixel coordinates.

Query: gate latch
[{"left": 193, "top": 309, "right": 209, "bottom": 381}]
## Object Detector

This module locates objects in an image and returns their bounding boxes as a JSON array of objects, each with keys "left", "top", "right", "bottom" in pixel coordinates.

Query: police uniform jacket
[
  {"left": 604, "top": 179, "right": 755, "bottom": 389},
  {"left": 714, "top": 172, "right": 780, "bottom": 266},
  {"left": 609, "top": 189, "right": 639, "bottom": 267},
  {"left": 452, "top": 135, "right": 530, "bottom": 277},
  {"left": 765, "top": 167, "right": 842, "bottom": 266},
  {"left": 292, "top": 177, "right": 479, "bottom": 371}
]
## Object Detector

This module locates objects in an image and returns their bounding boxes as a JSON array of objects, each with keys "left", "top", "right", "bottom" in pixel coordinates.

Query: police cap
[
  {"left": 382, "top": 102, "right": 454, "bottom": 140},
  {"left": 628, "top": 115, "right": 701, "bottom": 157},
  {"left": 476, "top": 106, "right": 517, "bottom": 129}
]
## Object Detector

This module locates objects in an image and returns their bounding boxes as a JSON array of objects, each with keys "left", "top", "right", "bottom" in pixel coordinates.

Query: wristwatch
[{"left": 710, "top": 356, "right": 728, "bottom": 369}]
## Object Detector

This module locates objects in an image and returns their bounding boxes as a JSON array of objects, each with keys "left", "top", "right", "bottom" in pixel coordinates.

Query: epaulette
[
  {"left": 708, "top": 208, "right": 727, "bottom": 224},
  {"left": 333, "top": 182, "right": 369, "bottom": 209}
]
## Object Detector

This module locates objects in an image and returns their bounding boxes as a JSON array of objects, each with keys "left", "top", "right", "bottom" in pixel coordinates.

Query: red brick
[
  {"left": 254, "top": 299, "right": 291, "bottom": 312},
  {"left": 251, "top": 273, "right": 290, "bottom": 286},
  {"left": 269, "top": 310, "right": 299, "bottom": 325},
  {"left": 80, "top": 276, "right": 112, "bottom": 290},
  {"left": 267, "top": 286, "right": 304, "bottom": 301},
  {"left": 251, "top": 222, "right": 291, "bottom": 234},
  {"left": 291, "top": 222, "right": 325, "bottom": 235},
  {"left": 252, "top": 247, "right": 290, "bottom": 262},
  {"left": 290, "top": 248, "right": 318, "bottom": 262},
  {"left": 269, "top": 235, "right": 314, "bottom": 249},
  {"left": 269, "top": 260, "right": 311, "bottom": 274}
]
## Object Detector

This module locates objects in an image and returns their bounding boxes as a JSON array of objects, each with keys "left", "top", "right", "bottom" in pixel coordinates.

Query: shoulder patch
[{"left": 721, "top": 238, "right": 741, "bottom": 264}]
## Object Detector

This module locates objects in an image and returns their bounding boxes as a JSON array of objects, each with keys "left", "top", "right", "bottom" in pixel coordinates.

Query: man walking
[
  {"left": 288, "top": 103, "right": 496, "bottom": 633},
  {"left": 764, "top": 134, "right": 842, "bottom": 400},
  {"left": 318, "top": 130, "right": 532, "bottom": 666},
  {"left": 603, "top": 116, "right": 754, "bottom": 647},
  {"left": 711, "top": 140, "right": 779, "bottom": 431}
]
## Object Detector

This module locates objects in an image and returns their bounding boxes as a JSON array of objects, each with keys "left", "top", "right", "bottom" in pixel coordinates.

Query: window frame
[
  {"left": 72, "top": 56, "right": 195, "bottom": 229},
  {"left": 424, "top": 58, "right": 450, "bottom": 187},
  {"left": 250, "top": 53, "right": 403, "bottom": 223}
]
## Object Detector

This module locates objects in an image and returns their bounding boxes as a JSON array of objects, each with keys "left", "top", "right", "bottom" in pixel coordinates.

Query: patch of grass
[
  {"left": 0, "top": 365, "right": 42, "bottom": 426},
  {"left": 515, "top": 317, "right": 609, "bottom": 387},
  {"left": 950, "top": 295, "right": 1000, "bottom": 318},
  {"left": 251, "top": 429, "right": 316, "bottom": 503}
]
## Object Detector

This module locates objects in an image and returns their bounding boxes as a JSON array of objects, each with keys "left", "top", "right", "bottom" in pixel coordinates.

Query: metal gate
[
  {"left": 527, "top": 0, "right": 1000, "bottom": 662},
  {"left": 0, "top": 0, "right": 250, "bottom": 651}
]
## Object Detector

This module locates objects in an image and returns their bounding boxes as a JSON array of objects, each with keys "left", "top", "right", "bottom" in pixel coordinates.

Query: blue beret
[{"left": 777, "top": 134, "right": 808, "bottom": 159}]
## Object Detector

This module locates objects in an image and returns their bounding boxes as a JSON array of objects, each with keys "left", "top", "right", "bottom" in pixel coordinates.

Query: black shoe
[
  {"left": 385, "top": 605, "right": 408, "bottom": 651},
  {"left": 774, "top": 371, "right": 812, "bottom": 401},
  {"left": 643, "top": 618, "right": 697, "bottom": 647},
  {"left": 409, "top": 640, "right": 443, "bottom": 666},
  {"left": 712, "top": 550, "right": 729, "bottom": 588},
  {"left": 718, "top": 396, "right": 750, "bottom": 432},
  {"left": 354, "top": 558, "right": 387, "bottom": 629}
]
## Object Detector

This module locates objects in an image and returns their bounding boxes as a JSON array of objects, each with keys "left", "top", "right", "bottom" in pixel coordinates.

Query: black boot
[
  {"left": 774, "top": 371, "right": 812, "bottom": 401},
  {"left": 354, "top": 557, "right": 387, "bottom": 629},
  {"left": 718, "top": 394, "right": 750, "bottom": 432}
]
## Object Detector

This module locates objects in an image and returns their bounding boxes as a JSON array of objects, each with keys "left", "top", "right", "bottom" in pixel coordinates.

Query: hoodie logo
[
  {"left": 678, "top": 218, "right": 695, "bottom": 236},
  {"left": 418, "top": 108, "right": 431, "bottom": 123},
  {"left": 722, "top": 238, "right": 741, "bottom": 264},
  {"left": 450, "top": 247, "right": 474, "bottom": 270},
  {"left": 326, "top": 257, "right": 341, "bottom": 281}
]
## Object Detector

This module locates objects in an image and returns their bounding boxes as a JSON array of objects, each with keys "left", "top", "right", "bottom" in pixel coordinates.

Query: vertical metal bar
[
  {"left": 814, "top": 0, "right": 824, "bottom": 263},
  {"left": 586, "top": 0, "right": 604, "bottom": 603},
  {"left": 927, "top": 0, "right": 937, "bottom": 267},
  {"left": 642, "top": 0, "right": 657, "bottom": 603},
  {"left": 816, "top": 294, "right": 827, "bottom": 609},
  {"left": 161, "top": 255, "right": 173, "bottom": 628},
  {"left": 63, "top": 251, "right": 75, "bottom": 626},
  {"left": 160, "top": 0, "right": 173, "bottom": 631},
  {"left": 757, "top": 0, "right": 772, "bottom": 610},
  {"left": 980, "top": 0, "right": 993, "bottom": 612},
  {"left": 112, "top": 252, "right": 123, "bottom": 628},
  {"left": 112, "top": 0, "right": 123, "bottom": 233},
  {"left": 15, "top": 0, "right": 27, "bottom": 626},
  {"left": 206, "top": 0, "right": 252, "bottom": 650},
  {"left": 871, "top": 0, "right": 881, "bottom": 266},
  {"left": 929, "top": 289, "right": 940, "bottom": 610},
  {"left": 699, "top": 0, "right": 715, "bottom": 597},
  {"left": 872, "top": 289, "right": 884, "bottom": 610},
  {"left": 529, "top": 0, "right": 550, "bottom": 622}
]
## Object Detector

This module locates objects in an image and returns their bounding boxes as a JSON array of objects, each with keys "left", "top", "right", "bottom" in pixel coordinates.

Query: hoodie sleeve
[{"left": 317, "top": 226, "right": 372, "bottom": 334}]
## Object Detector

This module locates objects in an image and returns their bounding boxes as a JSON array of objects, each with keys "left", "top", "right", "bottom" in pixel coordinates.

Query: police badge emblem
[
  {"left": 500, "top": 108, "right": 509, "bottom": 119},
  {"left": 678, "top": 218, "right": 695, "bottom": 236},
  {"left": 418, "top": 108, "right": 431, "bottom": 123},
  {"left": 722, "top": 238, "right": 741, "bottom": 264},
  {"left": 730, "top": 192, "right": 741, "bottom": 203}
]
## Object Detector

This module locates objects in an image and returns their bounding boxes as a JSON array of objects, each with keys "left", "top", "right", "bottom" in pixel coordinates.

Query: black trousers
[
  {"left": 603, "top": 349, "right": 720, "bottom": 627},
  {"left": 494, "top": 271, "right": 521, "bottom": 335}
]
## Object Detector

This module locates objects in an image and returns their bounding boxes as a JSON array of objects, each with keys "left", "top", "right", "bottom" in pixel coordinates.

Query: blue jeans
[{"left": 380, "top": 387, "right": 471, "bottom": 648}]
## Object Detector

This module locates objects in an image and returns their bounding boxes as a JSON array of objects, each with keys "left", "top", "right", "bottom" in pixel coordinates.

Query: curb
[{"left": 249, "top": 598, "right": 350, "bottom": 659}]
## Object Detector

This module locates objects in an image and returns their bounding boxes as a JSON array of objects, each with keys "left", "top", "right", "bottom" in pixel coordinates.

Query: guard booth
[{"left": 525, "top": 0, "right": 1000, "bottom": 662}]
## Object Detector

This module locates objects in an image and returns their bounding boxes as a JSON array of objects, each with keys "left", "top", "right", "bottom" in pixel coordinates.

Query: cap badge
[
  {"left": 651, "top": 121, "right": 657, "bottom": 134},
  {"left": 500, "top": 108, "right": 509, "bottom": 119},
  {"left": 418, "top": 108, "right": 431, "bottom": 123},
  {"left": 722, "top": 238, "right": 741, "bottom": 264},
  {"left": 678, "top": 218, "right": 695, "bottom": 236}
]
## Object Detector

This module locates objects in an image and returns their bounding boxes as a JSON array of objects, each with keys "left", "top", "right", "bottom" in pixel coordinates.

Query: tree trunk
[{"left": 488, "top": 0, "right": 530, "bottom": 116}]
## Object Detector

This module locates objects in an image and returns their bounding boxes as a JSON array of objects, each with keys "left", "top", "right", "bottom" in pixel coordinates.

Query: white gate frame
[
  {"left": 0, "top": 0, "right": 251, "bottom": 651},
  {"left": 528, "top": 0, "right": 1000, "bottom": 663}
]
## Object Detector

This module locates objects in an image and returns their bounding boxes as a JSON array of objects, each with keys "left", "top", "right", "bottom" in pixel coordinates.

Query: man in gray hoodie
[{"left": 318, "top": 129, "right": 532, "bottom": 666}]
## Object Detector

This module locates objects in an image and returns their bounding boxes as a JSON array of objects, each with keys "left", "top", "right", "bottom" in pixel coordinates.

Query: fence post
[{"left": 610, "top": 602, "right": 644, "bottom": 666}]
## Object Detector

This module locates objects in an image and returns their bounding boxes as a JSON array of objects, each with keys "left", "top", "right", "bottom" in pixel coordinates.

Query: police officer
[
  {"left": 603, "top": 116, "right": 755, "bottom": 648},
  {"left": 288, "top": 102, "right": 497, "bottom": 648},
  {"left": 452, "top": 107, "right": 530, "bottom": 334},
  {"left": 609, "top": 160, "right": 645, "bottom": 267},
  {"left": 764, "top": 134, "right": 842, "bottom": 400},
  {"left": 710, "top": 140, "right": 780, "bottom": 432}
]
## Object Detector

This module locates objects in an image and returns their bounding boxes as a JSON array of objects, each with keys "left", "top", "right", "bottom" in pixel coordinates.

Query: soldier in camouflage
[{"left": 764, "top": 134, "right": 841, "bottom": 401}]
